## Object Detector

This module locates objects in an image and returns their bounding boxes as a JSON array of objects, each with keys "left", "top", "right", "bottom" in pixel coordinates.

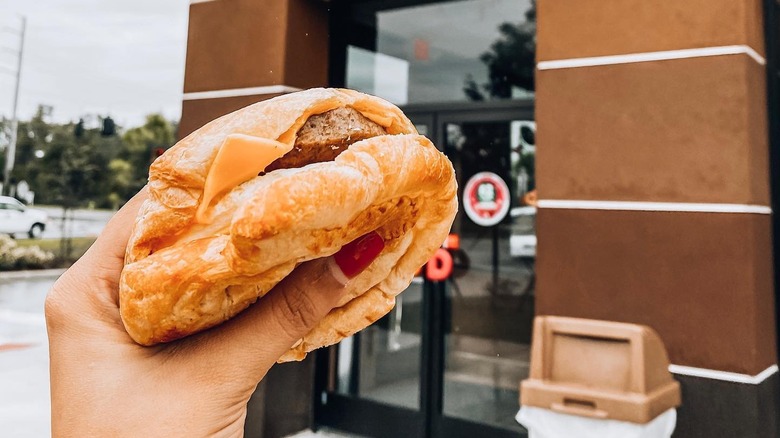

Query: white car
[{"left": 0, "top": 196, "right": 48, "bottom": 239}]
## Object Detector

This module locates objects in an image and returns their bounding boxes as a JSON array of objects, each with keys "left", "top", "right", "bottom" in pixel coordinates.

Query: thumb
[
  {"left": 199, "top": 231, "right": 385, "bottom": 378},
  {"left": 49, "top": 187, "right": 148, "bottom": 314}
]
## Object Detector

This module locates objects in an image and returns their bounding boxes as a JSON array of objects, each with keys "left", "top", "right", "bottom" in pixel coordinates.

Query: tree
[
  {"left": 11, "top": 106, "right": 58, "bottom": 202},
  {"left": 121, "top": 114, "right": 176, "bottom": 196},
  {"left": 107, "top": 158, "right": 134, "bottom": 209},
  {"left": 35, "top": 121, "right": 111, "bottom": 257},
  {"left": 4, "top": 109, "right": 177, "bottom": 210},
  {"left": 463, "top": 0, "right": 536, "bottom": 100}
]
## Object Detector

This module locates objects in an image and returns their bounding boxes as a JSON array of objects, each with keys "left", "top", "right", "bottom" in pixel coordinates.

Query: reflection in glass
[
  {"left": 335, "top": 281, "right": 424, "bottom": 410},
  {"left": 442, "top": 120, "right": 536, "bottom": 431},
  {"left": 345, "top": 0, "right": 536, "bottom": 105},
  {"left": 346, "top": 46, "right": 410, "bottom": 105}
]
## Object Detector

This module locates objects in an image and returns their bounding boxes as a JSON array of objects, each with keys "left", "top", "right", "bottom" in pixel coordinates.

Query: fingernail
[{"left": 333, "top": 231, "right": 385, "bottom": 279}]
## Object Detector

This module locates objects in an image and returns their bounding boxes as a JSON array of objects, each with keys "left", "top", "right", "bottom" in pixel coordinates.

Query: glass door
[
  {"left": 434, "top": 109, "right": 535, "bottom": 437},
  {"left": 314, "top": 102, "right": 535, "bottom": 438},
  {"left": 312, "top": 279, "right": 426, "bottom": 436},
  {"left": 312, "top": 116, "right": 434, "bottom": 438}
]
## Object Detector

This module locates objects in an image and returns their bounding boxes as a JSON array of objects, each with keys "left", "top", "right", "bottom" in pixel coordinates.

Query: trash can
[{"left": 517, "top": 316, "right": 681, "bottom": 438}]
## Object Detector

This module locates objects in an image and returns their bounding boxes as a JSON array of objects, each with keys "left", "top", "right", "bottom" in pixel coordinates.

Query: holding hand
[{"left": 46, "top": 189, "right": 383, "bottom": 437}]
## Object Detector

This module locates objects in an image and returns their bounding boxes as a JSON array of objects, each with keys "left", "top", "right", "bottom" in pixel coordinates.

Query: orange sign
[
  {"left": 426, "top": 248, "right": 453, "bottom": 281},
  {"left": 415, "top": 234, "right": 458, "bottom": 281}
]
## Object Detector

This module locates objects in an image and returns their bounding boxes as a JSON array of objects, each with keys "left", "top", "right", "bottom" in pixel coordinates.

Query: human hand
[{"left": 45, "top": 189, "right": 384, "bottom": 437}]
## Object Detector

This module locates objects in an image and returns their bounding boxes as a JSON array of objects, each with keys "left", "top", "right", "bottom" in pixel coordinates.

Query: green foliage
[
  {"left": 120, "top": 113, "right": 176, "bottom": 198},
  {"left": 108, "top": 158, "right": 134, "bottom": 209},
  {"left": 16, "top": 237, "right": 96, "bottom": 268},
  {"left": 38, "top": 127, "right": 110, "bottom": 208},
  {"left": 7, "top": 106, "right": 177, "bottom": 208}
]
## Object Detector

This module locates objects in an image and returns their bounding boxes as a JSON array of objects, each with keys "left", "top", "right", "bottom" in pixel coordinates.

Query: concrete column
[
  {"left": 179, "top": 2, "right": 328, "bottom": 437},
  {"left": 179, "top": 0, "right": 328, "bottom": 137},
  {"left": 534, "top": 1, "right": 778, "bottom": 436}
]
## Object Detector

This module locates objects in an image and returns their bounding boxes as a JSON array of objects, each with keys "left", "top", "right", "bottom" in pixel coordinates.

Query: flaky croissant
[{"left": 119, "top": 88, "right": 457, "bottom": 361}]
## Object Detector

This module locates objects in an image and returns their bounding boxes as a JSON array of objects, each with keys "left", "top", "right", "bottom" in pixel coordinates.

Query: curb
[{"left": 0, "top": 268, "right": 67, "bottom": 281}]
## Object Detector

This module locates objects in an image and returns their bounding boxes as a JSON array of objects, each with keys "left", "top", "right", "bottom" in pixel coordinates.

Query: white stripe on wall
[
  {"left": 190, "top": 0, "right": 219, "bottom": 4},
  {"left": 183, "top": 85, "right": 303, "bottom": 101},
  {"left": 538, "top": 45, "right": 766, "bottom": 70},
  {"left": 669, "top": 364, "right": 778, "bottom": 385},
  {"left": 537, "top": 200, "right": 772, "bottom": 214}
]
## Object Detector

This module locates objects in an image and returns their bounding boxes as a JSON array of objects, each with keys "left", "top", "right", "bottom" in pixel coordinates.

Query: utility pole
[{"left": 2, "top": 16, "right": 26, "bottom": 196}]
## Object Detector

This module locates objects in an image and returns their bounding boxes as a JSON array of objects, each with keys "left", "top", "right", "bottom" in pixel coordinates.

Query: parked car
[{"left": 0, "top": 196, "right": 48, "bottom": 239}]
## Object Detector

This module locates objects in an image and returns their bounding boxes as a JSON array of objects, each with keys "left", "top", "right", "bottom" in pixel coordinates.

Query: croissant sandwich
[{"left": 118, "top": 88, "right": 458, "bottom": 361}]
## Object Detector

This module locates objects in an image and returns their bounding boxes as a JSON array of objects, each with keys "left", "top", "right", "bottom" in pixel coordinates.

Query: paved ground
[
  {"left": 0, "top": 267, "right": 356, "bottom": 438},
  {"left": 0, "top": 270, "right": 60, "bottom": 438},
  {"left": 35, "top": 206, "right": 113, "bottom": 239}
]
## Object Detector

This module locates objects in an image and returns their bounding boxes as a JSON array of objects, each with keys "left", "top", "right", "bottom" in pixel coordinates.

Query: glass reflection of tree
[{"left": 463, "top": 0, "right": 536, "bottom": 100}]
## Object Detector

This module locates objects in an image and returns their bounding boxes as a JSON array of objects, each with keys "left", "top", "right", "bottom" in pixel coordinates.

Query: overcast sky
[{"left": 0, "top": 0, "right": 189, "bottom": 128}]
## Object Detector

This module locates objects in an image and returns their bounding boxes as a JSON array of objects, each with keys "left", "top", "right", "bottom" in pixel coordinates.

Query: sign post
[{"left": 463, "top": 172, "right": 511, "bottom": 295}]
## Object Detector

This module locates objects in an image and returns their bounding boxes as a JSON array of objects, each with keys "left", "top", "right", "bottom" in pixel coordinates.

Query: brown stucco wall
[
  {"left": 537, "top": 0, "right": 765, "bottom": 61},
  {"left": 536, "top": 54, "right": 769, "bottom": 204},
  {"left": 535, "top": 0, "right": 776, "bottom": 378},
  {"left": 180, "top": 0, "right": 329, "bottom": 137},
  {"left": 536, "top": 208, "right": 775, "bottom": 375},
  {"left": 183, "top": 0, "right": 288, "bottom": 93}
]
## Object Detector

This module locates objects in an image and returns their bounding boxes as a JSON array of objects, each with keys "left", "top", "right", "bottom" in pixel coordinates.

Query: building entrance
[{"left": 314, "top": 100, "right": 535, "bottom": 438}]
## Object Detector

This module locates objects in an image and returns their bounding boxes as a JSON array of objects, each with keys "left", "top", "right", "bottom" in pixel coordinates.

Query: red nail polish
[{"left": 333, "top": 231, "right": 385, "bottom": 279}]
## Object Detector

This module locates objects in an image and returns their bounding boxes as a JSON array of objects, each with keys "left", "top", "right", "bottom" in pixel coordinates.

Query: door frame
[
  {"left": 313, "top": 99, "right": 534, "bottom": 438},
  {"left": 764, "top": 0, "right": 780, "bottom": 398}
]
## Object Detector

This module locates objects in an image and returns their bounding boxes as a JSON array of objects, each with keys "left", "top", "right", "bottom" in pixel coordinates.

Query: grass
[{"left": 16, "top": 237, "right": 97, "bottom": 262}]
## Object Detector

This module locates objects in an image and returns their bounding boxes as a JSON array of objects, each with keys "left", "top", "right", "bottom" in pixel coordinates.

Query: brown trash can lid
[{"left": 520, "top": 316, "right": 681, "bottom": 424}]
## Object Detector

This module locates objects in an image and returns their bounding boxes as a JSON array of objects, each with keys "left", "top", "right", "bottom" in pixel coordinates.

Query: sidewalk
[
  {"left": 0, "top": 344, "right": 49, "bottom": 437},
  {"left": 0, "top": 269, "right": 58, "bottom": 438},
  {"left": 36, "top": 205, "right": 115, "bottom": 222},
  {"left": 0, "top": 270, "right": 363, "bottom": 438}
]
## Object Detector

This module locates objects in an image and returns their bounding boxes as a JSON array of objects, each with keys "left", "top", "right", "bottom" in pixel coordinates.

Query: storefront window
[
  {"left": 343, "top": 0, "right": 536, "bottom": 105},
  {"left": 322, "top": 2, "right": 537, "bottom": 435}
]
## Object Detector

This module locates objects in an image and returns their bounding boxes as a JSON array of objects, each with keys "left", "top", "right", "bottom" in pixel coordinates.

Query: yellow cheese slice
[{"left": 196, "top": 134, "right": 293, "bottom": 223}]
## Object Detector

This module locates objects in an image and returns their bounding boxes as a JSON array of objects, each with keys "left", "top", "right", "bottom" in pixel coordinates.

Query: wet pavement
[
  {"left": 3, "top": 206, "right": 113, "bottom": 240},
  {"left": 36, "top": 206, "right": 113, "bottom": 240},
  {"left": 0, "top": 270, "right": 62, "bottom": 438},
  {"left": 0, "top": 268, "right": 354, "bottom": 438}
]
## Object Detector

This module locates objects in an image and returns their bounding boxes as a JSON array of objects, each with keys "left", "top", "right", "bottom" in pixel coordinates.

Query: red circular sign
[{"left": 463, "top": 172, "right": 510, "bottom": 227}]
